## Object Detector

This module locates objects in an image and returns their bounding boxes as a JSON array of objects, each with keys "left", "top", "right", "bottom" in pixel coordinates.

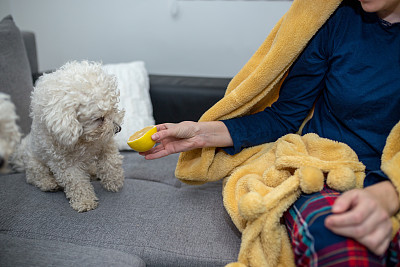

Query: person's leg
[
  {"left": 387, "top": 231, "right": 400, "bottom": 266},
  {"left": 283, "top": 185, "right": 388, "bottom": 267}
]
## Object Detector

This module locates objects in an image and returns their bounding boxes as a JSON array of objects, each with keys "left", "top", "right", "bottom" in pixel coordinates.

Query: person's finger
[
  {"left": 144, "top": 149, "right": 171, "bottom": 160},
  {"left": 146, "top": 138, "right": 196, "bottom": 159},
  {"left": 140, "top": 143, "right": 165, "bottom": 157},
  {"left": 357, "top": 220, "right": 392, "bottom": 255},
  {"left": 152, "top": 128, "right": 170, "bottom": 141},
  {"left": 142, "top": 143, "right": 176, "bottom": 160},
  {"left": 325, "top": 205, "right": 376, "bottom": 238},
  {"left": 325, "top": 213, "right": 391, "bottom": 255},
  {"left": 325, "top": 203, "right": 376, "bottom": 227},
  {"left": 151, "top": 132, "right": 160, "bottom": 141},
  {"left": 155, "top": 123, "right": 172, "bottom": 132},
  {"left": 325, "top": 198, "right": 372, "bottom": 228},
  {"left": 331, "top": 190, "right": 360, "bottom": 214},
  {"left": 153, "top": 123, "right": 186, "bottom": 141},
  {"left": 151, "top": 123, "right": 175, "bottom": 141}
]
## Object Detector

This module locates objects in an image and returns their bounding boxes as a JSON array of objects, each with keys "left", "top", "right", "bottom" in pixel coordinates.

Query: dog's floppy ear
[{"left": 42, "top": 99, "right": 82, "bottom": 147}]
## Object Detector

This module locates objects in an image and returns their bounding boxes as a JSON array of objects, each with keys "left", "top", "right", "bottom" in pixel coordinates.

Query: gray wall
[
  {"left": 2, "top": 0, "right": 291, "bottom": 77},
  {"left": 0, "top": 1, "right": 10, "bottom": 18}
]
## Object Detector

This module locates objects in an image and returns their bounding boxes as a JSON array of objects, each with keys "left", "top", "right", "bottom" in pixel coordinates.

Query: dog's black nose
[
  {"left": 0, "top": 157, "right": 4, "bottom": 169},
  {"left": 114, "top": 123, "right": 121, "bottom": 134}
]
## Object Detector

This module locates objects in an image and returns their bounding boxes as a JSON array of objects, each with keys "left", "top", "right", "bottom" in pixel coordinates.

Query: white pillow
[{"left": 103, "top": 61, "right": 155, "bottom": 151}]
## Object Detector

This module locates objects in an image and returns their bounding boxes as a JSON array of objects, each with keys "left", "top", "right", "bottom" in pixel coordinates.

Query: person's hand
[
  {"left": 139, "top": 121, "right": 233, "bottom": 160},
  {"left": 139, "top": 121, "right": 203, "bottom": 159},
  {"left": 325, "top": 181, "right": 399, "bottom": 256}
]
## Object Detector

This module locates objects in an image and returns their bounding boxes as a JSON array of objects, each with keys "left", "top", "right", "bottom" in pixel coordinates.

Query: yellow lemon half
[{"left": 127, "top": 126, "right": 157, "bottom": 152}]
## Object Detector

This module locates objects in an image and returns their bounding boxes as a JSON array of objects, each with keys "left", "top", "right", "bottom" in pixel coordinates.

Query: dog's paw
[
  {"left": 64, "top": 181, "right": 99, "bottom": 212},
  {"left": 101, "top": 178, "right": 124, "bottom": 192},
  {"left": 70, "top": 198, "right": 98, "bottom": 212}
]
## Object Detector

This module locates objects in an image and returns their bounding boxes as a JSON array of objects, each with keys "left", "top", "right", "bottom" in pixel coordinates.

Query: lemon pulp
[{"left": 127, "top": 126, "right": 157, "bottom": 152}]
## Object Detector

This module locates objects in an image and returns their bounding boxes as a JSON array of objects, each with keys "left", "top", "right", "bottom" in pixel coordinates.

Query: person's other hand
[{"left": 324, "top": 182, "right": 398, "bottom": 255}]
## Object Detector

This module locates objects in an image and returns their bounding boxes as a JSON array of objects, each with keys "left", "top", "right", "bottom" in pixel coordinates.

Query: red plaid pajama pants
[{"left": 283, "top": 186, "right": 400, "bottom": 267}]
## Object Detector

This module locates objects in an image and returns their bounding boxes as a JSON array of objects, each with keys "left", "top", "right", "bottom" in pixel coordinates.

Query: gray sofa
[{"left": 0, "top": 15, "right": 241, "bottom": 267}]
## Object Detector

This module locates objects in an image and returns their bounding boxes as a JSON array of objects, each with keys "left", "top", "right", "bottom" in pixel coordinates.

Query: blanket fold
[
  {"left": 222, "top": 133, "right": 365, "bottom": 266},
  {"left": 174, "top": 0, "right": 400, "bottom": 265}
]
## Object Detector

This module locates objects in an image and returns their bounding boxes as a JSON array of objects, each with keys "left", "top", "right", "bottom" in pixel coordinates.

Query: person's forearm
[
  {"left": 365, "top": 181, "right": 400, "bottom": 216},
  {"left": 197, "top": 121, "right": 233, "bottom": 148}
]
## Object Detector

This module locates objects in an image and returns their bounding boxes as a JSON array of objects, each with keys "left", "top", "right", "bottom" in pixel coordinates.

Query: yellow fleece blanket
[{"left": 174, "top": 0, "right": 400, "bottom": 266}]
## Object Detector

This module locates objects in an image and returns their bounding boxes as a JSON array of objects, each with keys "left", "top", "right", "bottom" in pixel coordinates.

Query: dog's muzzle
[{"left": 114, "top": 123, "right": 121, "bottom": 134}]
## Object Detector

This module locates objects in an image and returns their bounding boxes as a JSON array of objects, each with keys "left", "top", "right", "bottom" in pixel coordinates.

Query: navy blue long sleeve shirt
[{"left": 222, "top": 0, "right": 400, "bottom": 185}]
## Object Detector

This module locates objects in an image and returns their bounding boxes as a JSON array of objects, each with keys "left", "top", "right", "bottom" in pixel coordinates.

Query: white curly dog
[
  {"left": 19, "top": 61, "right": 125, "bottom": 212},
  {"left": 0, "top": 93, "right": 21, "bottom": 173}
]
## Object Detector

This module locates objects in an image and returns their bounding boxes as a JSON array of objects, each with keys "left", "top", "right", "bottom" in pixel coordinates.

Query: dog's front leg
[
  {"left": 25, "top": 151, "right": 60, "bottom": 192},
  {"left": 97, "top": 142, "right": 124, "bottom": 192},
  {"left": 53, "top": 166, "right": 98, "bottom": 212}
]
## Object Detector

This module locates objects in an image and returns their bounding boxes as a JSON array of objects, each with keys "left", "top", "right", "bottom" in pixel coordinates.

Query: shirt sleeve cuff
[
  {"left": 363, "top": 169, "right": 390, "bottom": 187},
  {"left": 220, "top": 119, "right": 244, "bottom": 155}
]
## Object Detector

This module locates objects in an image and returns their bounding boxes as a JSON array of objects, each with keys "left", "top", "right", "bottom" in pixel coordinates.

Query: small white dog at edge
[
  {"left": 0, "top": 93, "right": 21, "bottom": 173},
  {"left": 15, "top": 61, "right": 125, "bottom": 212}
]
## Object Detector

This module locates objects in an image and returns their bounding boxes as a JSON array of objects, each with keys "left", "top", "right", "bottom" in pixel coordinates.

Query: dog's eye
[{"left": 96, "top": 117, "right": 105, "bottom": 122}]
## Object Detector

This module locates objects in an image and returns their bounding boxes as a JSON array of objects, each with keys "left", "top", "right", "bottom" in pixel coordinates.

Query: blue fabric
[{"left": 222, "top": 0, "right": 400, "bottom": 184}]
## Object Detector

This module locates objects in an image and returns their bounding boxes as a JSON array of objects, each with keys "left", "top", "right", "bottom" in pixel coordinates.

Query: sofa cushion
[
  {"left": 0, "top": 153, "right": 241, "bottom": 267},
  {"left": 0, "top": 15, "right": 33, "bottom": 135},
  {"left": 121, "top": 151, "right": 184, "bottom": 187},
  {"left": 0, "top": 234, "right": 146, "bottom": 267},
  {"left": 103, "top": 61, "right": 155, "bottom": 151}
]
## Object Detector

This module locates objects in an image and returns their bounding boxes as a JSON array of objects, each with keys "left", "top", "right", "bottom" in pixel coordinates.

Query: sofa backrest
[
  {"left": 21, "top": 31, "right": 38, "bottom": 75},
  {"left": 149, "top": 75, "right": 228, "bottom": 124},
  {"left": 0, "top": 16, "right": 34, "bottom": 135}
]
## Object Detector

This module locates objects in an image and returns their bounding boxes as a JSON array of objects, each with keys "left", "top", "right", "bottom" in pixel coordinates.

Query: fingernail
[
  {"left": 152, "top": 133, "right": 159, "bottom": 140},
  {"left": 324, "top": 217, "right": 332, "bottom": 227}
]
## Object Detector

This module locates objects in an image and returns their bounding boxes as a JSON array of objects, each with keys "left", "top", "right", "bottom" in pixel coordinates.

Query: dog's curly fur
[
  {"left": 0, "top": 93, "right": 21, "bottom": 173},
  {"left": 19, "top": 61, "right": 125, "bottom": 212}
]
